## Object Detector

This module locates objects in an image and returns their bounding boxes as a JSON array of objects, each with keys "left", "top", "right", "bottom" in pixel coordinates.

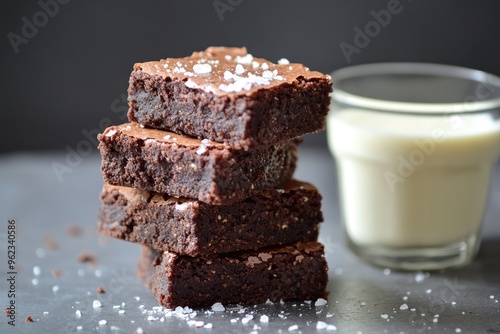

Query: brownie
[
  {"left": 98, "top": 122, "right": 298, "bottom": 205},
  {"left": 138, "top": 242, "right": 328, "bottom": 308},
  {"left": 98, "top": 179, "right": 322, "bottom": 256},
  {"left": 127, "top": 47, "right": 332, "bottom": 150}
]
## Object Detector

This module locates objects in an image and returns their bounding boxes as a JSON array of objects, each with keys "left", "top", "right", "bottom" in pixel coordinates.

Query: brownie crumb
[
  {"left": 67, "top": 224, "right": 82, "bottom": 237},
  {"left": 77, "top": 252, "right": 96, "bottom": 265},
  {"left": 25, "top": 315, "right": 34, "bottom": 322},
  {"left": 43, "top": 235, "right": 58, "bottom": 250},
  {"left": 52, "top": 269, "right": 63, "bottom": 278},
  {"left": 4, "top": 308, "right": 11, "bottom": 315},
  {"left": 96, "top": 286, "right": 106, "bottom": 294}
]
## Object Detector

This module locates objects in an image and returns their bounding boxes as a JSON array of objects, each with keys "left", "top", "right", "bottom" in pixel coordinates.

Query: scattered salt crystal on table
[
  {"left": 93, "top": 300, "right": 102, "bottom": 308},
  {"left": 400, "top": 304, "right": 408, "bottom": 310},
  {"left": 381, "top": 313, "right": 389, "bottom": 319},
  {"left": 316, "top": 321, "right": 327, "bottom": 329},
  {"left": 33, "top": 266, "right": 41, "bottom": 276},
  {"left": 98, "top": 320, "right": 107, "bottom": 325},
  {"left": 75, "top": 310, "right": 81, "bottom": 318},
  {"left": 32, "top": 278, "right": 39, "bottom": 286},
  {"left": 204, "top": 323, "right": 213, "bottom": 329},
  {"left": 260, "top": 315, "right": 269, "bottom": 323},
  {"left": 455, "top": 328, "right": 462, "bottom": 333},
  {"left": 327, "top": 324, "right": 337, "bottom": 331},
  {"left": 288, "top": 324, "right": 298, "bottom": 331},
  {"left": 52, "top": 285, "right": 60, "bottom": 292},
  {"left": 211, "top": 302, "right": 225, "bottom": 312},
  {"left": 315, "top": 298, "right": 328, "bottom": 306}
]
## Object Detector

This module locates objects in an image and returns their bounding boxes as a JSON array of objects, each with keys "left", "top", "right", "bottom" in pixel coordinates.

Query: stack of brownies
[{"left": 97, "top": 47, "right": 333, "bottom": 308}]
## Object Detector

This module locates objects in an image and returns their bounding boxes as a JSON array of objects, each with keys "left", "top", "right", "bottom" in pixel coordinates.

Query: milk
[{"left": 328, "top": 108, "right": 500, "bottom": 248}]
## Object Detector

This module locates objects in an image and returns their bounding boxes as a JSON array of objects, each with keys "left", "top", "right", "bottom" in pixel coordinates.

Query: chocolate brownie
[
  {"left": 138, "top": 242, "right": 328, "bottom": 308},
  {"left": 98, "top": 122, "right": 298, "bottom": 205},
  {"left": 98, "top": 180, "right": 322, "bottom": 256},
  {"left": 128, "top": 47, "right": 332, "bottom": 149}
]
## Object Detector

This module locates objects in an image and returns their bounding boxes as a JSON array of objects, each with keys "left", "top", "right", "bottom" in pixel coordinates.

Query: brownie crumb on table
[
  {"left": 98, "top": 180, "right": 323, "bottom": 256},
  {"left": 96, "top": 286, "right": 106, "bottom": 294},
  {"left": 98, "top": 122, "right": 299, "bottom": 205},
  {"left": 51, "top": 269, "right": 63, "bottom": 278},
  {"left": 67, "top": 224, "right": 82, "bottom": 237},
  {"left": 43, "top": 235, "right": 58, "bottom": 250},
  {"left": 128, "top": 47, "right": 332, "bottom": 149},
  {"left": 77, "top": 252, "right": 96, "bottom": 265},
  {"left": 25, "top": 315, "right": 34, "bottom": 322},
  {"left": 138, "top": 242, "right": 328, "bottom": 308}
]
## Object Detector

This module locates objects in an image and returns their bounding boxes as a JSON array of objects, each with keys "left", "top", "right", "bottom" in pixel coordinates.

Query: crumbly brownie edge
[
  {"left": 139, "top": 242, "right": 329, "bottom": 308},
  {"left": 128, "top": 71, "right": 332, "bottom": 149},
  {"left": 97, "top": 181, "right": 322, "bottom": 256},
  {"left": 97, "top": 125, "right": 298, "bottom": 205}
]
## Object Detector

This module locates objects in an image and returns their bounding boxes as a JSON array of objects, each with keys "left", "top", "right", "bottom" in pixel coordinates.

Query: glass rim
[{"left": 331, "top": 62, "right": 500, "bottom": 114}]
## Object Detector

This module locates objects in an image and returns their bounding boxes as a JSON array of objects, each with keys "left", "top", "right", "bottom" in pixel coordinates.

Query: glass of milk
[{"left": 327, "top": 63, "right": 500, "bottom": 270}]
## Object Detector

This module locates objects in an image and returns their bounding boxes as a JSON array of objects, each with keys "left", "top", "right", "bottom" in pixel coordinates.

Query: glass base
[{"left": 347, "top": 233, "right": 481, "bottom": 271}]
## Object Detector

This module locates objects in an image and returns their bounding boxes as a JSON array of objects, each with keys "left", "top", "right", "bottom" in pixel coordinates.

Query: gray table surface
[{"left": 0, "top": 148, "right": 499, "bottom": 334}]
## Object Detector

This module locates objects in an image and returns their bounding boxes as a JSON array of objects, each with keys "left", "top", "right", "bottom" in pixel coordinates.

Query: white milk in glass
[{"left": 328, "top": 109, "right": 500, "bottom": 248}]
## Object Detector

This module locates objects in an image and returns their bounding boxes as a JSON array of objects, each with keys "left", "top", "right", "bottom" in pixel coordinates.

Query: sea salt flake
[
  {"left": 490, "top": 295, "right": 495, "bottom": 299},
  {"left": 235, "top": 64, "right": 245, "bottom": 75},
  {"left": 381, "top": 313, "right": 389, "bottom": 319},
  {"left": 98, "top": 320, "right": 107, "bottom": 325},
  {"left": 76, "top": 326, "right": 82, "bottom": 331},
  {"left": 185, "top": 80, "right": 199, "bottom": 89},
  {"left": 134, "top": 296, "right": 140, "bottom": 301},
  {"left": 75, "top": 310, "right": 81, "bottom": 318},
  {"left": 262, "top": 70, "right": 273, "bottom": 80},
  {"left": 119, "top": 310, "right": 125, "bottom": 314},
  {"left": 288, "top": 324, "right": 299, "bottom": 331},
  {"left": 52, "top": 285, "right": 60, "bottom": 292},
  {"left": 196, "top": 145, "right": 207, "bottom": 155},
  {"left": 136, "top": 327, "right": 143, "bottom": 334},
  {"left": 261, "top": 62, "right": 269, "bottom": 70},
  {"left": 32, "top": 278, "right": 39, "bottom": 285},
  {"left": 93, "top": 300, "right": 102, "bottom": 308},
  {"left": 252, "top": 61, "right": 260, "bottom": 69},
  {"left": 110, "top": 325, "right": 120, "bottom": 331},
  {"left": 400, "top": 304, "right": 408, "bottom": 310},
  {"left": 105, "top": 130, "right": 117, "bottom": 137},
  {"left": 455, "top": 329, "right": 462, "bottom": 333},
  {"left": 163, "top": 135, "right": 171, "bottom": 140},
  {"left": 260, "top": 315, "right": 269, "bottom": 323},
  {"left": 223, "top": 70, "right": 233, "bottom": 80},
  {"left": 235, "top": 54, "right": 253, "bottom": 64},
  {"left": 204, "top": 323, "right": 213, "bottom": 328},
  {"left": 225, "top": 55, "right": 232, "bottom": 61},
  {"left": 43, "top": 311, "right": 49, "bottom": 316},
  {"left": 193, "top": 64, "right": 212, "bottom": 74},
  {"left": 278, "top": 58, "right": 290, "bottom": 65},
  {"left": 147, "top": 315, "right": 157, "bottom": 321},
  {"left": 426, "top": 289, "right": 432, "bottom": 294}
]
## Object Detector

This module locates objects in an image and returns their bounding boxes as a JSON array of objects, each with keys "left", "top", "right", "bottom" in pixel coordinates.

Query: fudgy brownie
[
  {"left": 128, "top": 47, "right": 332, "bottom": 149},
  {"left": 98, "top": 180, "right": 322, "bottom": 256},
  {"left": 138, "top": 242, "right": 328, "bottom": 308},
  {"left": 98, "top": 122, "right": 298, "bottom": 205}
]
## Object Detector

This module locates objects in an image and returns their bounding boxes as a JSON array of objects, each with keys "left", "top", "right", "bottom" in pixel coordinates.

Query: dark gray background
[{"left": 2, "top": 0, "right": 500, "bottom": 153}]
